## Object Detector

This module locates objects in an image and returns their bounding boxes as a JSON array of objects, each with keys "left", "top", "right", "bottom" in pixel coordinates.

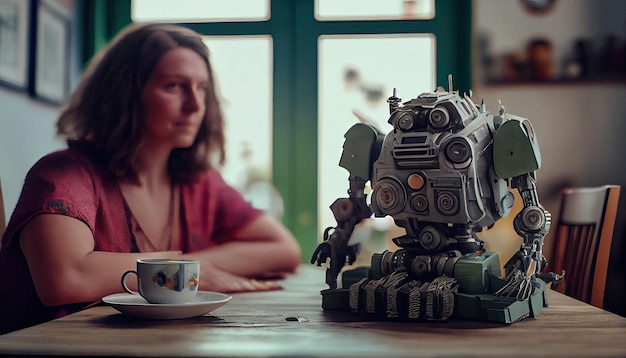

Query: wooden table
[{"left": 1, "top": 265, "right": 625, "bottom": 357}]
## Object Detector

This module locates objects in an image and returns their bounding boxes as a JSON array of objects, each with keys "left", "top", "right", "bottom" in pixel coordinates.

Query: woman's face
[{"left": 141, "top": 47, "right": 209, "bottom": 150}]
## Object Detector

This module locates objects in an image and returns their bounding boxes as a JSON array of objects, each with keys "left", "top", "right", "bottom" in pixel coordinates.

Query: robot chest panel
[{"left": 370, "top": 166, "right": 475, "bottom": 225}]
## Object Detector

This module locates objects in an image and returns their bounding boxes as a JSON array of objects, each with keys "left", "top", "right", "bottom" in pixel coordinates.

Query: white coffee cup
[{"left": 121, "top": 259, "right": 200, "bottom": 304}]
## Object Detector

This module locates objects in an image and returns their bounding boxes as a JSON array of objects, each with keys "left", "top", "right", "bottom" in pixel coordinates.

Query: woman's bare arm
[
  {"left": 20, "top": 213, "right": 301, "bottom": 306},
  {"left": 19, "top": 214, "right": 179, "bottom": 307}
]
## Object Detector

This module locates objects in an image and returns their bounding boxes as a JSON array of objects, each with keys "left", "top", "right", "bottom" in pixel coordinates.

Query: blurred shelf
[{"left": 482, "top": 77, "right": 626, "bottom": 87}]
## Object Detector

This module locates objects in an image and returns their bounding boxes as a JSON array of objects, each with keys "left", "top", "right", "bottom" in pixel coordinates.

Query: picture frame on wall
[
  {"left": 29, "top": 0, "right": 69, "bottom": 104},
  {"left": 0, "top": 0, "right": 30, "bottom": 91}
]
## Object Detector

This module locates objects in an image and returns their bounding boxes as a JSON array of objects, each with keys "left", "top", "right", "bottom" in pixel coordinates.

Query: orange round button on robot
[{"left": 408, "top": 173, "right": 425, "bottom": 190}]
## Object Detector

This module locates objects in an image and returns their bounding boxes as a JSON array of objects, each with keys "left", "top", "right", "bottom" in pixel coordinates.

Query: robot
[{"left": 311, "top": 76, "right": 559, "bottom": 324}]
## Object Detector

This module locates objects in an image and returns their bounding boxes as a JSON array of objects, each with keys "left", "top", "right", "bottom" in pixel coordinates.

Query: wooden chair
[{"left": 549, "top": 185, "right": 621, "bottom": 309}]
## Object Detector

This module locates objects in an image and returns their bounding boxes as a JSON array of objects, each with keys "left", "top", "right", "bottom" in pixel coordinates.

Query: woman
[{"left": 0, "top": 23, "right": 301, "bottom": 334}]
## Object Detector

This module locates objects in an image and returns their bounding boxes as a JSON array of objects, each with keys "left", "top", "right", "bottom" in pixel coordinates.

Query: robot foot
[{"left": 348, "top": 272, "right": 459, "bottom": 321}]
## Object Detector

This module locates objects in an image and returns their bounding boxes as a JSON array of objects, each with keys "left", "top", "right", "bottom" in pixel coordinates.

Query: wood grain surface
[{"left": 0, "top": 265, "right": 625, "bottom": 357}]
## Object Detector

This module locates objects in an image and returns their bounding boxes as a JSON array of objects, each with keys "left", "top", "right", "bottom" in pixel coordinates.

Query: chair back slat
[
  {"left": 0, "top": 177, "right": 5, "bottom": 238},
  {"left": 591, "top": 186, "right": 620, "bottom": 307},
  {"left": 566, "top": 224, "right": 595, "bottom": 302},
  {"left": 580, "top": 224, "right": 596, "bottom": 301}
]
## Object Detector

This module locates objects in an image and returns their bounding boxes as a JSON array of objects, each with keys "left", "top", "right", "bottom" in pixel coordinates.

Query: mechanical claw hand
[
  {"left": 495, "top": 269, "right": 536, "bottom": 300},
  {"left": 311, "top": 226, "right": 360, "bottom": 289},
  {"left": 312, "top": 193, "right": 371, "bottom": 289},
  {"left": 311, "top": 228, "right": 334, "bottom": 266},
  {"left": 496, "top": 251, "right": 540, "bottom": 300}
]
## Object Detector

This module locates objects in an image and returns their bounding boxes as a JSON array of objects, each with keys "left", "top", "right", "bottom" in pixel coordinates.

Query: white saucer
[{"left": 102, "top": 291, "right": 232, "bottom": 320}]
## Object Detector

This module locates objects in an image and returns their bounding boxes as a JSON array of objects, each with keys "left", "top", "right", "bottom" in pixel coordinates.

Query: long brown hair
[{"left": 57, "top": 23, "right": 225, "bottom": 183}]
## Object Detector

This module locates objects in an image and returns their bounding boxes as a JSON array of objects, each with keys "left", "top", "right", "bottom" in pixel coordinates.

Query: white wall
[{"left": 0, "top": 88, "right": 66, "bottom": 221}]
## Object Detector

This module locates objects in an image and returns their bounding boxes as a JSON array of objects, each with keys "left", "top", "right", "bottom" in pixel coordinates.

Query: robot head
[{"left": 387, "top": 92, "right": 468, "bottom": 134}]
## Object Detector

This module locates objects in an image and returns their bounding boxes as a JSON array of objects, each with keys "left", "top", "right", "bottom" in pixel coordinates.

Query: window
[
  {"left": 131, "top": 0, "right": 269, "bottom": 22},
  {"left": 318, "top": 34, "right": 435, "bottom": 238},
  {"left": 202, "top": 36, "right": 272, "bottom": 194}
]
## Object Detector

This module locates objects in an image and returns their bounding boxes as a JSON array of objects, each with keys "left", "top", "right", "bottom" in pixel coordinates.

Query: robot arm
[
  {"left": 491, "top": 117, "right": 551, "bottom": 300},
  {"left": 311, "top": 123, "right": 383, "bottom": 289},
  {"left": 497, "top": 173, "right": 551, "bottom": 299}
]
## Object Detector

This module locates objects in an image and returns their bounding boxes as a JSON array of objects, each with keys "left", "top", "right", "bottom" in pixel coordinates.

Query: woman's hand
[{"left": 199, "top": 263, "right": 283, "bottom": 293}]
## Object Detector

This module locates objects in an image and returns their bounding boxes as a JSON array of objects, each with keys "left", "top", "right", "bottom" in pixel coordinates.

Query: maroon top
[{"left": 0, "top": 148, "right": 261, "bottom": 333}]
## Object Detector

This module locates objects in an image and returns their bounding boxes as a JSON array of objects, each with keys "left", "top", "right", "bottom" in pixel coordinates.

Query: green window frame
[{"left": 81, "top": 0, "right": 472, "bottom": 262}]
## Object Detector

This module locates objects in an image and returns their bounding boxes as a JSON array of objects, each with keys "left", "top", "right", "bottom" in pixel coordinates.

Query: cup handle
[{"left": 121, "top": 270, "right": 138, "bottom": 295}]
